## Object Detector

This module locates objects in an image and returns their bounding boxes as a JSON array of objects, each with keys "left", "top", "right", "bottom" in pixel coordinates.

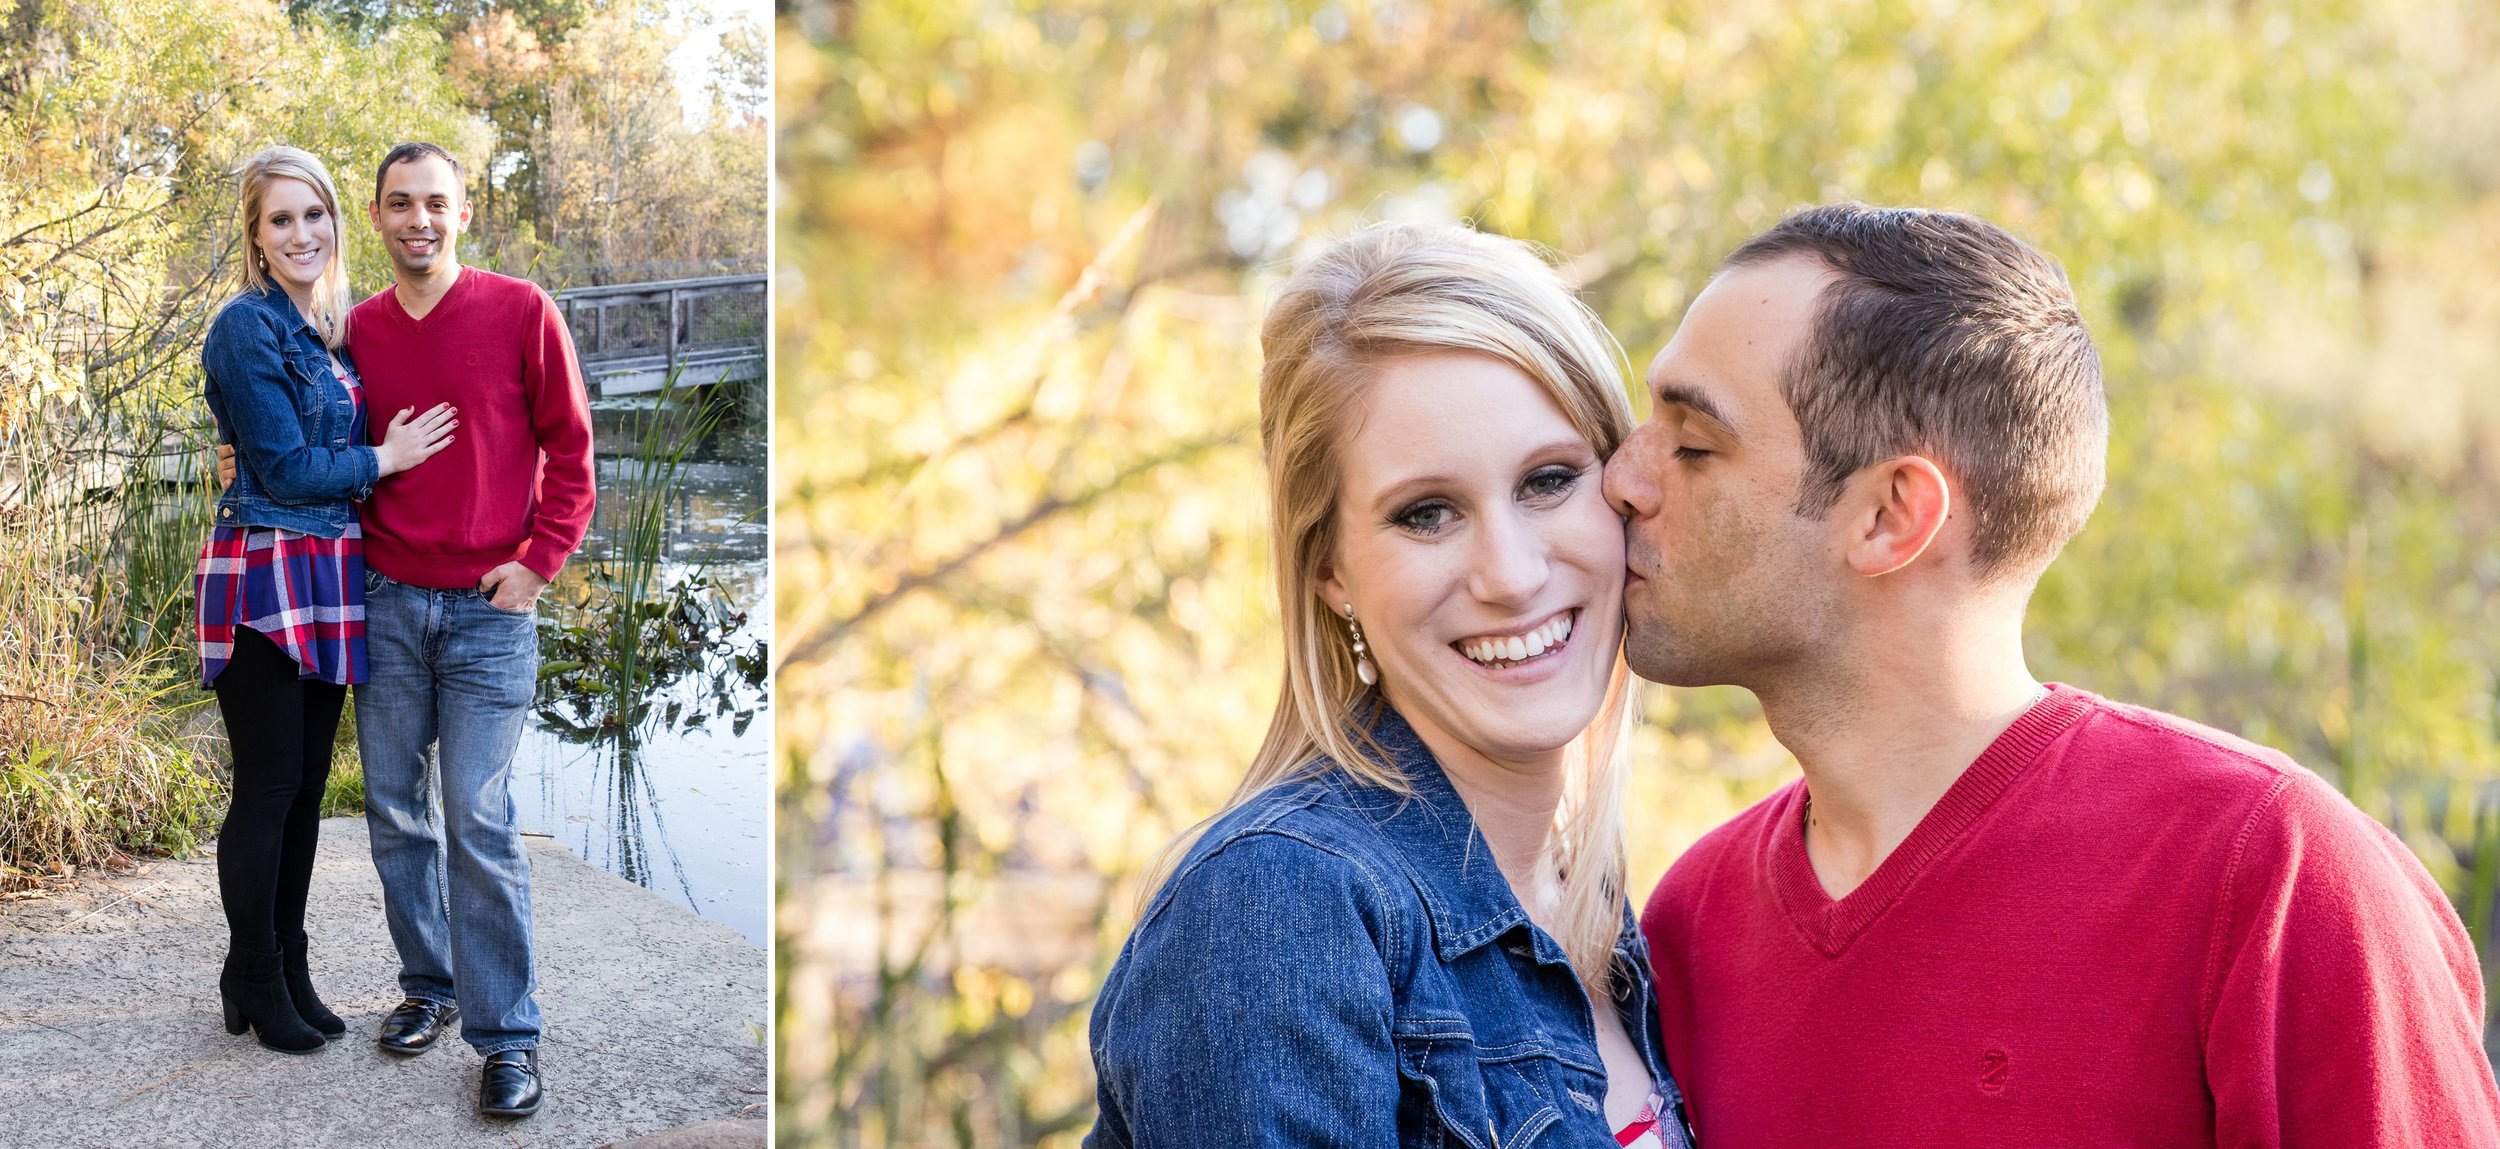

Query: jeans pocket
[
  {"left": 482, "top": 595, "right": 537, "bottom": 617},
  {"left": 364, "top": 568, "right": 387, "bottom": 597}
]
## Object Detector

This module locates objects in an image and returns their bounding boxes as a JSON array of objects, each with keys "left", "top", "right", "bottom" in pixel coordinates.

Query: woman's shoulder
[
  {"left": 205, "top": 289, "right": 285, "bottom": 349},
  {"left": 1149, "top": 768, "right": 1419, "bottom": 927}
]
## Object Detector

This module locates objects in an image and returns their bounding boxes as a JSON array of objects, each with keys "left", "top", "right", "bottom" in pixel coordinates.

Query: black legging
[{"left": 212, "top": 626, "right": 345, "bottom": 954}]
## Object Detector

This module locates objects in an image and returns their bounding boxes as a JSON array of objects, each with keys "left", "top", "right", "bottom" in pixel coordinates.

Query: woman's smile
[
  {"left": 253, "top": 175, "right": 335, "bottom": 294},
  {"left": 1455, "top": 607, "right": 1577, "bottom": 669}
]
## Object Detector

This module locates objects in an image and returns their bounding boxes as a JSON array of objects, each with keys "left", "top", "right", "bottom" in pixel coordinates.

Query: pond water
[{"left": 508, "top": 399, "right": 769, "bottom": 946}]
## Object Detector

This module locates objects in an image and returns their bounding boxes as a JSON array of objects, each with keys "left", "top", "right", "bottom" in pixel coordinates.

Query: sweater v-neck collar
[
  {"left": 1767, "top": 684, "right": 2097, "bottom": 958},
  {"left": 388, "top": 266, "right": 468, "bottom": 326}
]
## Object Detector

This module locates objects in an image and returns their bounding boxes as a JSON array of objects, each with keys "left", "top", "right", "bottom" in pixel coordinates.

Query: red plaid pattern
[
  {"left": 1616, "top": 1090, "right": 1670, "bottom": 1148},
  {"left": 196, "top": 521, "right": 366, "bottom": 686}
]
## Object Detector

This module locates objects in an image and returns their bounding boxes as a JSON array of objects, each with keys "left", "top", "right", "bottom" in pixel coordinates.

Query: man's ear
[
  {"left": 367, "top": 199, "right": 383, "bottom": 232},
  {"left": 1839, "top": 454, "right": 1951, "bottom": 577}
]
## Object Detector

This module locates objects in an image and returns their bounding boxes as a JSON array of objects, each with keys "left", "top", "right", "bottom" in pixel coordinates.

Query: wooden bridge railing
[{"left": 555, "top": 273, "right": 766, "bottom": 399}]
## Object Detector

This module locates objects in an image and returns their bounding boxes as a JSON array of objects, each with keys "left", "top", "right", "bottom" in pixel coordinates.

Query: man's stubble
[{"left": 1620, "top": 476, "right": 1839, "bottom": 697}]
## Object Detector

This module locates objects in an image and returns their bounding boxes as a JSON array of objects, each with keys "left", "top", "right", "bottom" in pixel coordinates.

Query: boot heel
[{"left": 221, "top": 945, "right": 326, "bottom": 1054}]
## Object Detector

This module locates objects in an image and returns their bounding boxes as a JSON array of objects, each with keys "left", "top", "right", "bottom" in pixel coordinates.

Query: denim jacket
[
  {"left": 202, "top": 284, "right": 378, "bottom": 537},
  {"left": 1087, "top": 706, "right": 1694, "bottom": 1149}
]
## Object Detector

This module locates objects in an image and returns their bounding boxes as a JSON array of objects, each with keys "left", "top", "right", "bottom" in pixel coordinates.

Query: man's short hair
[
  {"left": 372, "top": 142, "right": 466, "bottom": 204},
  {"left": 1722, "top": 203, "right": 2107, "bottom": 581}
]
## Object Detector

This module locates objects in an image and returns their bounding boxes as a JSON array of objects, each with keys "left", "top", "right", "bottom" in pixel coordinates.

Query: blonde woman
[
  {"left": 1086, "top": 223, "right": 1693, "bottom": 1148},
  {"left": 196, "top": 146, "right": 454, "bottom": 1053}
]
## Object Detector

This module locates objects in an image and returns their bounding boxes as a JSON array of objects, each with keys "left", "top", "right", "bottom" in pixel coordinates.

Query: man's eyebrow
[{"left": 1653, "top": 380, "right": 1739, "bottom": 437}]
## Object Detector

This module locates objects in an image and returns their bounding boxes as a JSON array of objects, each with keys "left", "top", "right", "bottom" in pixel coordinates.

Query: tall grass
[
  {"left": 606, "top": 380, "right": 727, "bottom": 724},
  {"left": 0, "top": 338, "right": 235, "bottom": 887},
  {"left": 0, "top": 499, "right": 222, "bottom": 888}
]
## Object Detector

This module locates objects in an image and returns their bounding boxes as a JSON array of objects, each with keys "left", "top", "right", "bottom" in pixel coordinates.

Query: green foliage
[
  {"left": 536, "top": 560, "right": 769, "bottom": 738},
  {"left": 322, "top": 703, "right": 364, "bottom": 817},
  {"left": 778, "top": 0, "right": 2500, "bottom": 1145}
]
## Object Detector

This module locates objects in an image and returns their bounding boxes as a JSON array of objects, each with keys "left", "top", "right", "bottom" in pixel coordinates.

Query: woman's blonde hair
[
  {"left": 1159, "top": 221, "right": 1640, "bottom": 997},
  {"left": 231, "top": 146, "right": 352, "bottom": 349}
]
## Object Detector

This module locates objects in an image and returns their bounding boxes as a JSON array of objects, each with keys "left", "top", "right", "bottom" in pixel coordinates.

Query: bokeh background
[{"left": 774, "top": 0, "right": 2500, "bottom": 1144}]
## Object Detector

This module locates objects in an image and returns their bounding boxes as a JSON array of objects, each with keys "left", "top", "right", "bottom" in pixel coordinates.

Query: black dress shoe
[
  {"left": 478, "top": 1048, "right": 543, "bottom": 1118},
  {"left": 376, "top": 997, "right": 459, "bottom": 1055}
]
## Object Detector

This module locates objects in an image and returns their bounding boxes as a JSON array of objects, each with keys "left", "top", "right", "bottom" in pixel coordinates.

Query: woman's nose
[{"left": 1468, "top": 508, "right": 1550, "bottom": 606}]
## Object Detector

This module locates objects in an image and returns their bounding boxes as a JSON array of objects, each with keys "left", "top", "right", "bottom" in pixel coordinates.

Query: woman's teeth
[{"left": 1459, "top": 612, "right": 1573, "bottom": 666}]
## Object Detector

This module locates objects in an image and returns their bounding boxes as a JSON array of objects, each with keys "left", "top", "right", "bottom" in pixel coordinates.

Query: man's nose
[{"left": 1603, "top": 428, "right": 1659, "bottom": 518}]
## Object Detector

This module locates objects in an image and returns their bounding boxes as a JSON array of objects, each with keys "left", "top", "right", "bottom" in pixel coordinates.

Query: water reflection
[{"left": 512, "top": 400, "right": 769, "bottom": 945}]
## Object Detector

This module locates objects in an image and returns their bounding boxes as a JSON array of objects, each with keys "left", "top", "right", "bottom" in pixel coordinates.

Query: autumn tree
[{"left": 531, "top": 0, "right": 766, "bottom": 283}]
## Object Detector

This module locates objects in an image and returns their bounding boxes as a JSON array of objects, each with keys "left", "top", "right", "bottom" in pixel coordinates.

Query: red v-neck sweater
[
  {"left": 1643, "top": 685, "right": 2500, "bottom": 1148},
  {"left": 348, "top": 269, "right": 594, "bottom": 588}
]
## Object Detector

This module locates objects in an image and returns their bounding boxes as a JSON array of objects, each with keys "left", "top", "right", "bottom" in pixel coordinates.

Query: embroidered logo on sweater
[{"left": 1979, "top": 1048, "right": 2012, "bottom": 1094}]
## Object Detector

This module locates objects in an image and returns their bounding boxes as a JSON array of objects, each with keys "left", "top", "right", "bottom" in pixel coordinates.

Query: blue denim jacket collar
[
  {"left": 1086, "top": 699, "right": 1694, "bottom": 1149},
  {"left": 230, "top": 281, "right": 316, "bottom": 333},
  {"left": 1320, "top": 703, "right": 1582, "bottom": 968}
]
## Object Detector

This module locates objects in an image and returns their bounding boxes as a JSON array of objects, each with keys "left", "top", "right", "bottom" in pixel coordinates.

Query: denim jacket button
[{"left": 221, "top": 507, "right": 234, "bottom": 518}]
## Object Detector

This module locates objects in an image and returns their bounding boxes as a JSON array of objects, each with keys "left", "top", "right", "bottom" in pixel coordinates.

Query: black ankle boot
[
  {"left": 220, "top": 946, "right": 326, "bottom": 1054},
  {"left": 279, "top": 931, "right": 346, "bottom": 1039}
]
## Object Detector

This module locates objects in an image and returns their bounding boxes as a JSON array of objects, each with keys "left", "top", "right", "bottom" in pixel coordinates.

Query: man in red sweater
[
  {"left": 1601, "top": 204, "right": 2500, "bottom": 1146},
  {"left": 349, "top": 143, "right": 590, "bottom": 1119}
]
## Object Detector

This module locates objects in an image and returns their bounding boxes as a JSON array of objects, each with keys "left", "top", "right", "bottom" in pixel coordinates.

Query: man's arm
[
  {"left": 2204, "top": 773, "right": 2500, "bottom": 1148},
  {"left": 480, "top": 287, "right": 596, "bottom": 608}
]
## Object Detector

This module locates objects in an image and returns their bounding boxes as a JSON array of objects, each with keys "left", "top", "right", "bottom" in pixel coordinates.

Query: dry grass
[{"left": 0, "top": 506, "right": 223, "bottom": 892}]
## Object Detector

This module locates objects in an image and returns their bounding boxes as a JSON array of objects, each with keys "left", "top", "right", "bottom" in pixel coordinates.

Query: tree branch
[{"left": 777, "top": 425, "right": 1245, "bottom": 672}]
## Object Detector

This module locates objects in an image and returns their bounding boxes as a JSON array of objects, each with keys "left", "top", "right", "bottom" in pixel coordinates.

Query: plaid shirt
[
  {"left": 197, "top": 362, "right": 367, "bottom": 687},
  {"left": 196, "top": 521, "right": 366, "bottom": 686}
]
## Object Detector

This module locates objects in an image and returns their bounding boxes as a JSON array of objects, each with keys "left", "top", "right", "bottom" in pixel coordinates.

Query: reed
[
  {"left": 532, "top": 377, "right": 750, "bottom": 735},
  {"left": 607, "top": 380, "right": 726, "bottom": 718}
]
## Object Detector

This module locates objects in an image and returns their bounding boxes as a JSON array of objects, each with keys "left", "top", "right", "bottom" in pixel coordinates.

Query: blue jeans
[{"left": 357, "top": 571, "right": 542, "bottom": 1054}]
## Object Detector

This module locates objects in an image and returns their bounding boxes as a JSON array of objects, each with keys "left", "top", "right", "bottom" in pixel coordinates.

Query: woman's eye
[
  {"left": 1674, "top": 446, "right": 1710, "bottom": 462},
  {"left": 1521, "top": 465, "right": 1582, "bottom": 500},
  {"left": 1392, "top": 501, "right": 1454, "bottom": 534}
]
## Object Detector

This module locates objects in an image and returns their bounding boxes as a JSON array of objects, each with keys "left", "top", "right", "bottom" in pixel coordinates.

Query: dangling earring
[{"left": 1342, "top": 602, "right": 1377, "bottom": 687}]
